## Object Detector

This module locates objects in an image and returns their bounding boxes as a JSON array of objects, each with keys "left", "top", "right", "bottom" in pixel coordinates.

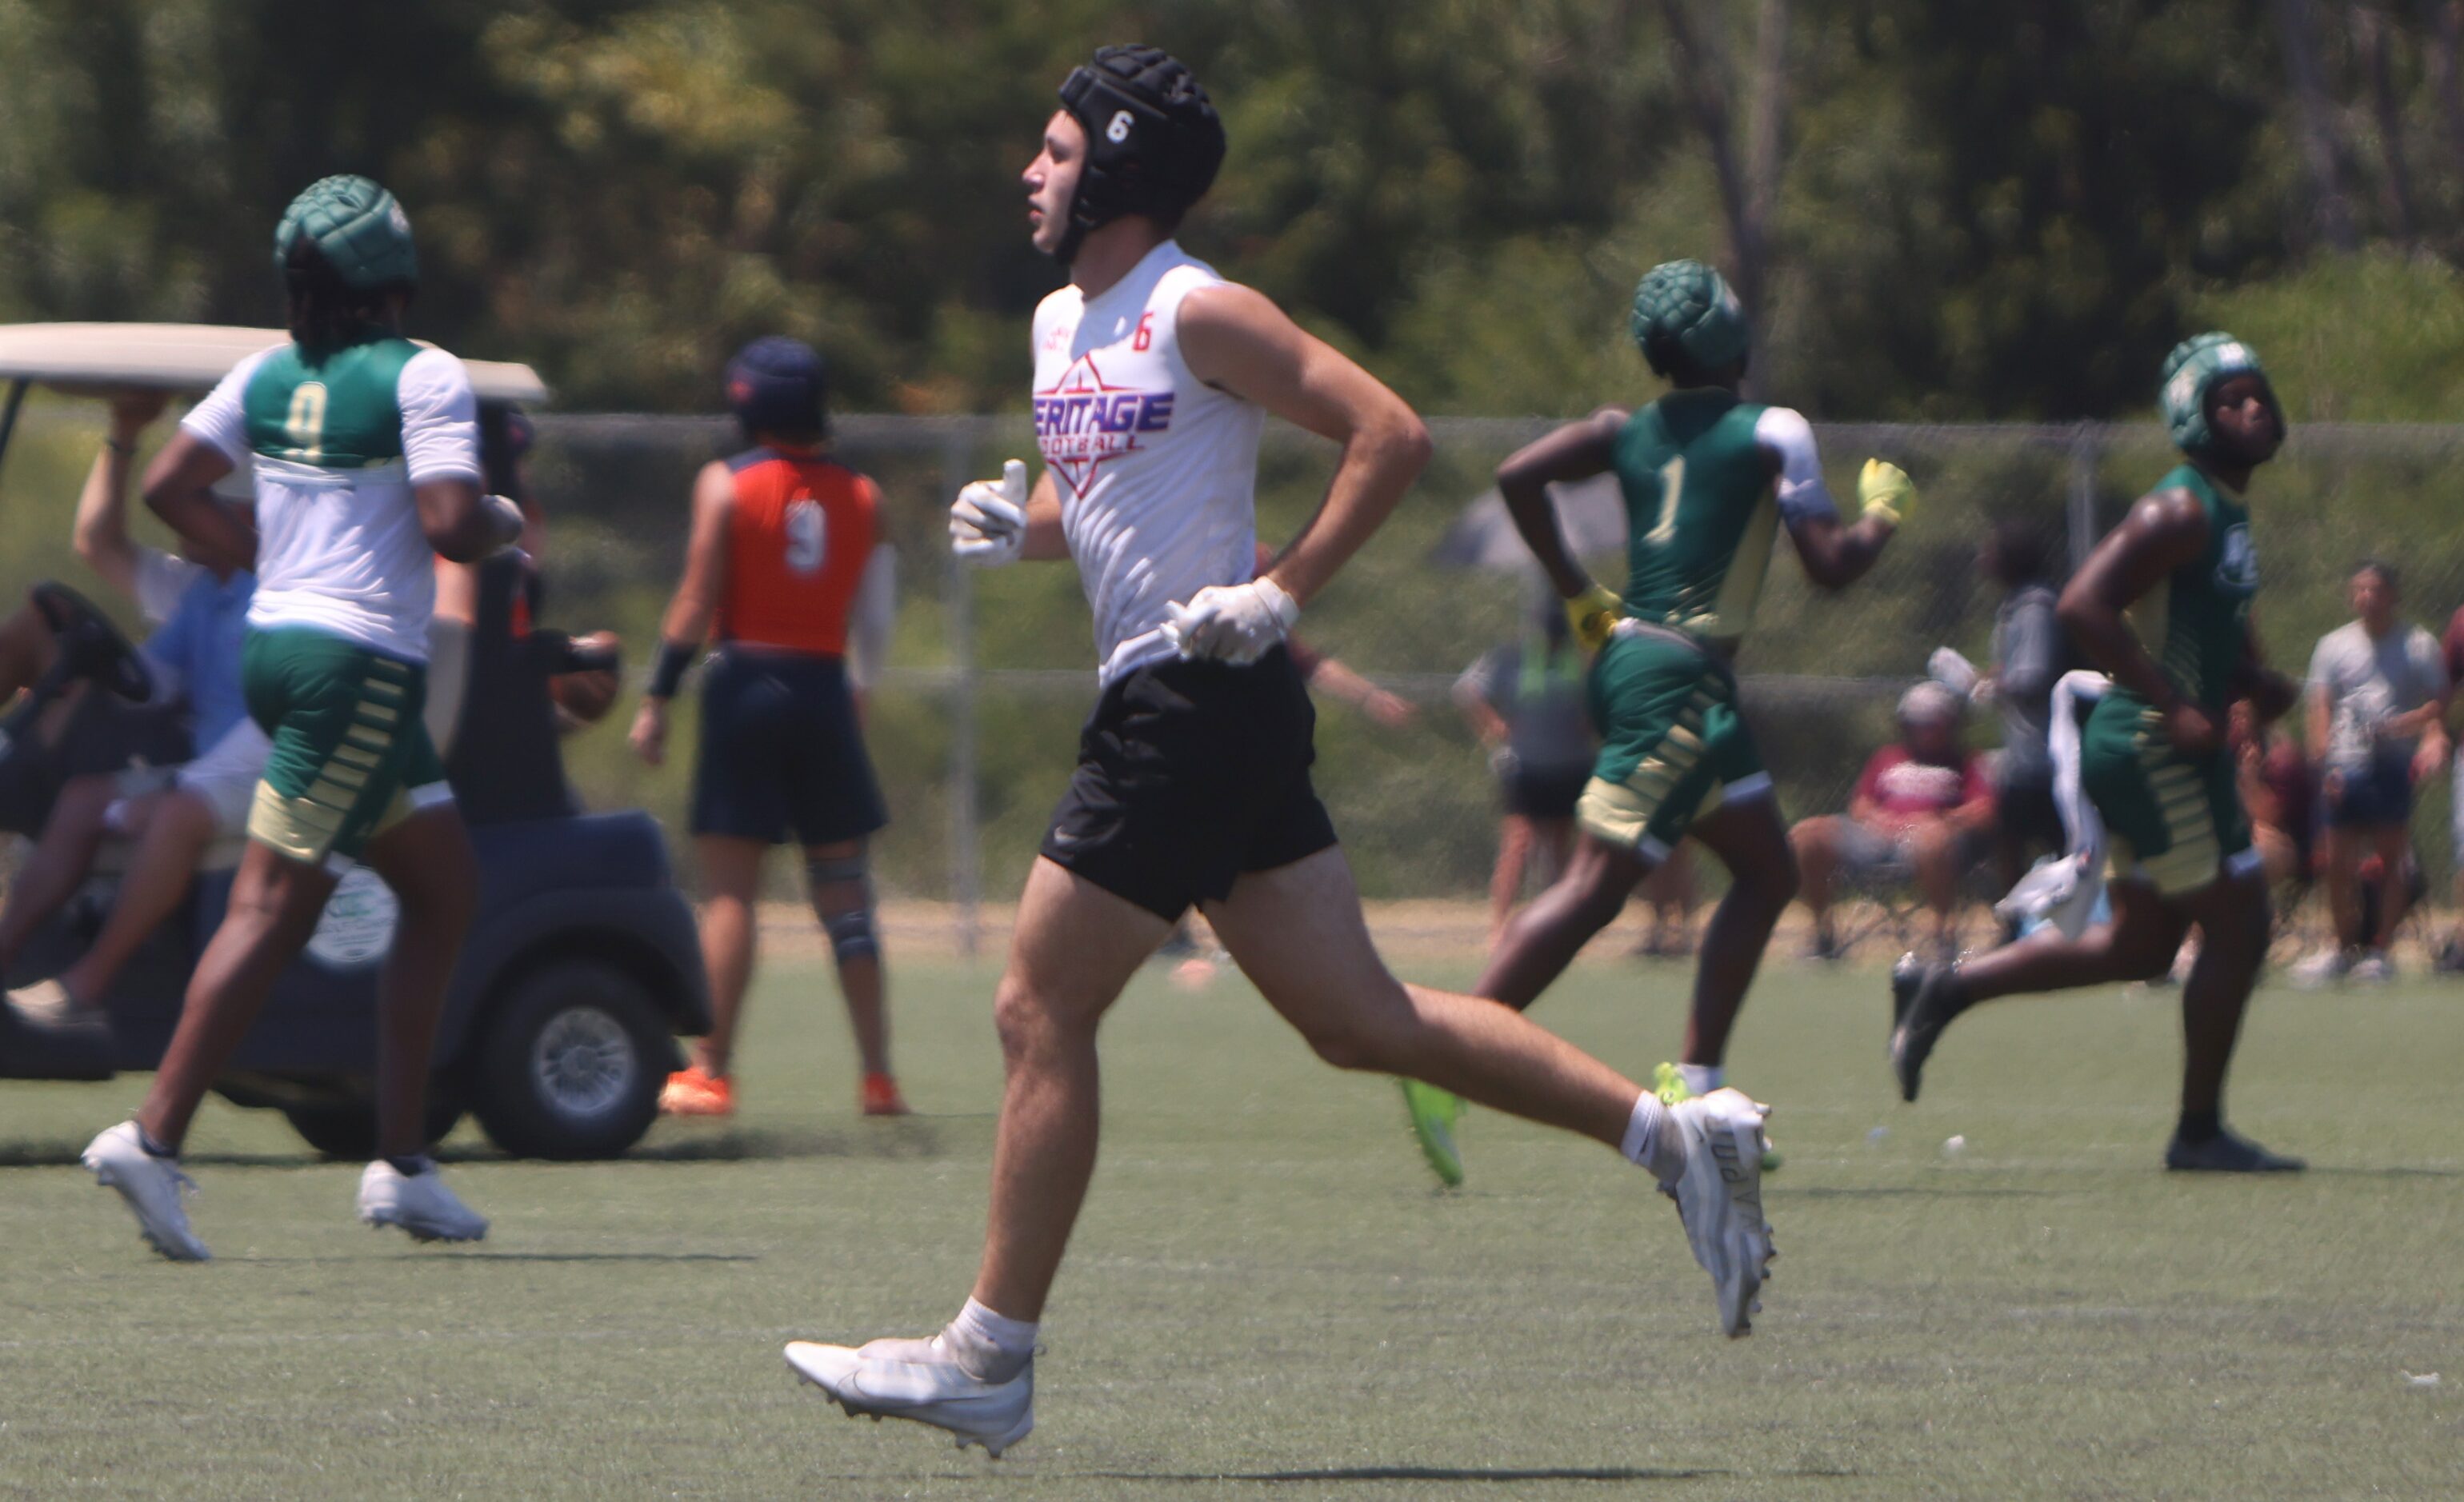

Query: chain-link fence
[{"left": 7, "top": 406, "right": 2462, "bottom": 953}]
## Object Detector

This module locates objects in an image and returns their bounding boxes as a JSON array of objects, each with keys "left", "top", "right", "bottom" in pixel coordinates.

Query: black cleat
[
  {"left": 2164, "top": 1128, "right": 2306, "bottom": 1173},
  {"left": 1887, "top": 963, "right": 1961, "bottom": 1104}
]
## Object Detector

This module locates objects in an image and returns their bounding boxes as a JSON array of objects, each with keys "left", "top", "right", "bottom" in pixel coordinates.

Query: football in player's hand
[{"left": 551, "top": 630, "right": 622, "bottom": 725}]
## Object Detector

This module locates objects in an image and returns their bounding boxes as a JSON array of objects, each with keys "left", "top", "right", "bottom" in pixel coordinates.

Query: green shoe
[
  {"left": 1398, "top": 1078, "right": 1466, "bottom": 1188},
  {"left": 1654, "top": 1062, "right": 1782, "bottom": 1172}
]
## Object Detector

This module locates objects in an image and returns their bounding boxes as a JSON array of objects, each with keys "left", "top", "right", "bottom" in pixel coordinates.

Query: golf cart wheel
[
  {"left": 281, "top": 1095, "right": 465, "bottom": 1161},
  {"left": 470, "top": 959, "right": 666, "bottom": 1160}
]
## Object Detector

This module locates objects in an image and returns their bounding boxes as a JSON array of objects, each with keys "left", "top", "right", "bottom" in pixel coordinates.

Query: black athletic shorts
[
  {"left": 1503, "top": 765, "right": 1589, "bottom": 821},
  {"left": 1994, "top": 774, "right": 2066, "bottom": 856},
  {"left": 690, "top": 648, "right": 886, "bottom": 846},
  {"left": 1041, "top": 646, "right": 1339, "bottom": 921}
]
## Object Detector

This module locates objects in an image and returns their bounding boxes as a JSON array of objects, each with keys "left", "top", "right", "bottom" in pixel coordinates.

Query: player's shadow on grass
[
  {"left": 0, "top": 1142, "right": 343, "bottom": 1170},
  {"left": 1781, "top": 1184, "right": 2076, "bottom": 1199},
  {"left": 0, "top": 1120, "right": 978, "bottom": 1170},
  {"left": 951, "top": 1465, "right": 1848, "bottom": 1484},
  {"left": 613, "top": 1121, "right": 975, "bottom": 1165},
  {"left": 439, "top": 1251, "right": 759, "bottom": 1263}
]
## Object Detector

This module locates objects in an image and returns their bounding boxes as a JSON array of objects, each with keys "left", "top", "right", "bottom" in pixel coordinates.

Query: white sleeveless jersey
[{"left": 1031, "top": 241, "right": 1268, "bottom": 684}]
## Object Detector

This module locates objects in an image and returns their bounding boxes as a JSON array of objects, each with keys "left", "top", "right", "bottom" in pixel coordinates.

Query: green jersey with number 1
[{"left": 1611, "top": 389, "right": 1834, "bottom": 647}]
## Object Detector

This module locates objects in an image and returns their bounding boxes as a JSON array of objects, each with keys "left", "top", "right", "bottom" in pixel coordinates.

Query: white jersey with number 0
[{"left": 1031, "top": 240, "right": 1268, "bottom": 684}]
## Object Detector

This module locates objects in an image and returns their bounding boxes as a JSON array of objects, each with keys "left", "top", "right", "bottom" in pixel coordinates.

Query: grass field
[{"left": 1, "top": 953, "right": 2458, "bottom": 1500}]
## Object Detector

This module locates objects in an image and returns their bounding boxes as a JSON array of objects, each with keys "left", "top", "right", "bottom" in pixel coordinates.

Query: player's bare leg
[
  {"left": 1486, "top": 813, "right": 1536, "bottom": 943},
  {"left": 665, "top": 835, "right": 763, "bottom": 1115},
  {"left": 1677, "top": 793, "right": 1798, "bottom": 1070},
  {"left": 137, "top": 843, "right": 337, "bottom": 1153},
  {"left": 358, "top": 807, "right": 480, "bottom": 1159},
  {"left": 787, "top": 858, "right": 1159, "bottom": 1452},
  {"left": 339, "top": 806, "right": 490, "bottom": 1240},
  {"left": 1215, "top": 848, "right": 1638, "bottom": 1143},
  {"left": 806, "top": 837, "right": 902, "bottom": 1113},
  {"left": 1210, "top": 846, "right": 1772, "bottom": 1332},
  {"left": 2171, "top": 869, "right": 2269, "bottom": 1118},
  {"left": 1474, "top": 836, "right": 1651, "bottom": 1009},
  {"left": 1891, "top": 865, "right": 2296, "bottom": 1169}
]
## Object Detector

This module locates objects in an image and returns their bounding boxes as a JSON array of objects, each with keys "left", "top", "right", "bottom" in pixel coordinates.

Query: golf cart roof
[{"left": 0, "top": 323, "right": 550, "bottom": 404}]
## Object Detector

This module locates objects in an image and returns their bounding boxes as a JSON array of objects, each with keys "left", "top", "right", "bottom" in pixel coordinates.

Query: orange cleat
[
  {"left": 861, "top": 1072, "right": 910, "bottom": 1117},
  {"left": 660, "top": 1065, "right": 734, "bottom": 1117}
]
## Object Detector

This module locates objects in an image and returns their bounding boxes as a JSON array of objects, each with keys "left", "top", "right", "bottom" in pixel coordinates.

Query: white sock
[
  {"left": 1620, "top": 1092, "right": 1685, "bottom": 1187},
  {"left": 942, "top": 1296, "right": 1038, "bottom": 1383},
  {"left": 1677, "top": 1063, "right": 1723, "bottom": 1097}
]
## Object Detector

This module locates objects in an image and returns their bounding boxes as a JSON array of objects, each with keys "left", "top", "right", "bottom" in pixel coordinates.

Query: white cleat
[
  {"left": 358, "top": 1159, "right": 488, "bottom": 1244},
  {"left": 1667, "top": 1088, "right": 1776, "bottom": 1338},
  {"left": 786, "top": 1335, "right": 1034, "bottom": 1458},
  {"left": 81, "top": 1121, "right": 210, "bottom": 1262}
]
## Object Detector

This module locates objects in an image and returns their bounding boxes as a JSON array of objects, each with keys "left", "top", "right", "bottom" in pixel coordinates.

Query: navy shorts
[
  {"left": 690, "top": 649, "right": 886, "bottom": 846},
  {"left": 1041, "top": 647, "right": 1339, "bottom": 921},
  {"left": 2324, "top": 753, "right": 2412, "bottom": 829}
]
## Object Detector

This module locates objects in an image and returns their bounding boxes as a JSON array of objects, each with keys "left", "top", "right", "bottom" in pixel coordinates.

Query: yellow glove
[
  {"left": 1564, "top": 585, "right": 1623, "bottom": 653},
  {"left": 1858, "top": 458, "right": 1914, "bottom": 527}
]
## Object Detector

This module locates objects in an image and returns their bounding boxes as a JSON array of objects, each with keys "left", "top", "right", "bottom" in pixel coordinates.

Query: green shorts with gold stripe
[
  {"left": 2079, "top": 694, "right": 2254, "bottom": 897},
  {"left": 1576, "top": 625, "right": 1767, "bottom": 861},
  {"left": 241, "top": 625, "right": 451, "bottom": 870}
]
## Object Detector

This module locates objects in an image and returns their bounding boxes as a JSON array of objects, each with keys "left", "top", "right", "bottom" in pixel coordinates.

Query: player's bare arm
[
  {"left": 1018, "top": 469, "right": 1067, "bottom": 558},
  {"left": 2058, "top": 486, "right": 2215, "bottom": 752},
  {"left": 1785, "top": 456, "right": 1904, "bottom": 588},
  {"left": 141, "top": 433, "right": 255, "bottom": 573},
  {"left": 1495, "top": 409, "right": 1627, "bottom": 601},
  {"left": 414, "top": 474, "right": 510, "bottom": 565},
  {"left": 1177, "top": 282, "right": 1432, "bottom": 606},
  {"left": 630, "top": 459, "right": 732, "bottom": 767}
]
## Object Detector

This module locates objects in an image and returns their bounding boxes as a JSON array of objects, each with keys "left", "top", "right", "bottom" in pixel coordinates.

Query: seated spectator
[
  {"left": 1790, "top": 681, "right": 1994, "bottom": 962},
  {"left": 0, "top": 395, "right": 262, "bottom": 1055}
]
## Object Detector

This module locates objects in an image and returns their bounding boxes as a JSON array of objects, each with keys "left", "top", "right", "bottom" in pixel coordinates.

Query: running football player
[
  {"left": 1398, "top": 260, "right": 1906, "bottom": 1187},
  {"left": 1889, "top": 334, "right": 2304, "bottom": 1172},
  {"left": 783, "top": 46, "right": 1778, "bottom": 1456},
  {"left": 79, "top": 175, "right": 518, "bottom": 1258},
  {"left": 630, "top": 337, "right": 905, "bottom": 1119}
]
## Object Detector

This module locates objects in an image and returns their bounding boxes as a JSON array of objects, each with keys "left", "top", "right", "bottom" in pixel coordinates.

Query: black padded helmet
[{"left": 1054, "top": 44, "right": 1226, "bottom": 264}]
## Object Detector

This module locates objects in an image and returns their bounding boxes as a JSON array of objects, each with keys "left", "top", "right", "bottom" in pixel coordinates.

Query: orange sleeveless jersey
[{"left": 712, "top": 446, "right": 879, "bottom": 657}]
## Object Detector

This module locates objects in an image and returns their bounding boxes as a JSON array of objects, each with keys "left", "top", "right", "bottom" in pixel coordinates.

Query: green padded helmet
[
  {"left": 2159, "top": 332, "right": 2282, "bottom": 458},
  {"left": 1629, "top": 259, "right": 1750, "bottom": 377},
  {"left": 273, "top": 174, "right": 418, "bottom": 292}
]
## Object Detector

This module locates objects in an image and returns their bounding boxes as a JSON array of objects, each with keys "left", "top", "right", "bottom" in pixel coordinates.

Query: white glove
[
  {"left": 1162, "top": 577, "right": 1300, "bottom": 665},
  {"left": 950, "top": 459, "right": 1028, "bottom": 565}
]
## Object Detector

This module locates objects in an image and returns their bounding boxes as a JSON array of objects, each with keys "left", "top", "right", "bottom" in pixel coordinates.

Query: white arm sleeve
[
  {"left": 847, "top": 545, "right": 897, "bottom": 691},
  {"left": 177, "top": 350, "right": 270, "bottom": 467},
  {"left": 1752, "top": 406, "right": 1837, "bottom": 524},
  {"left": 397, "top": 347, "right": 483, "bottom": 485}
]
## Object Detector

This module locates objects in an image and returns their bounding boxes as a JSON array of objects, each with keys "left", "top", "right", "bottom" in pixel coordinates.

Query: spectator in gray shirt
[
  {"left": 1457, "top": 608, "right": 1597, "bottom": 945},
  {"left": 1982, "top": 522, "right": 2066, "bottom": 903},
  {"left": 2291, "top": 560, "right": 2450, "bottom": 985}
]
